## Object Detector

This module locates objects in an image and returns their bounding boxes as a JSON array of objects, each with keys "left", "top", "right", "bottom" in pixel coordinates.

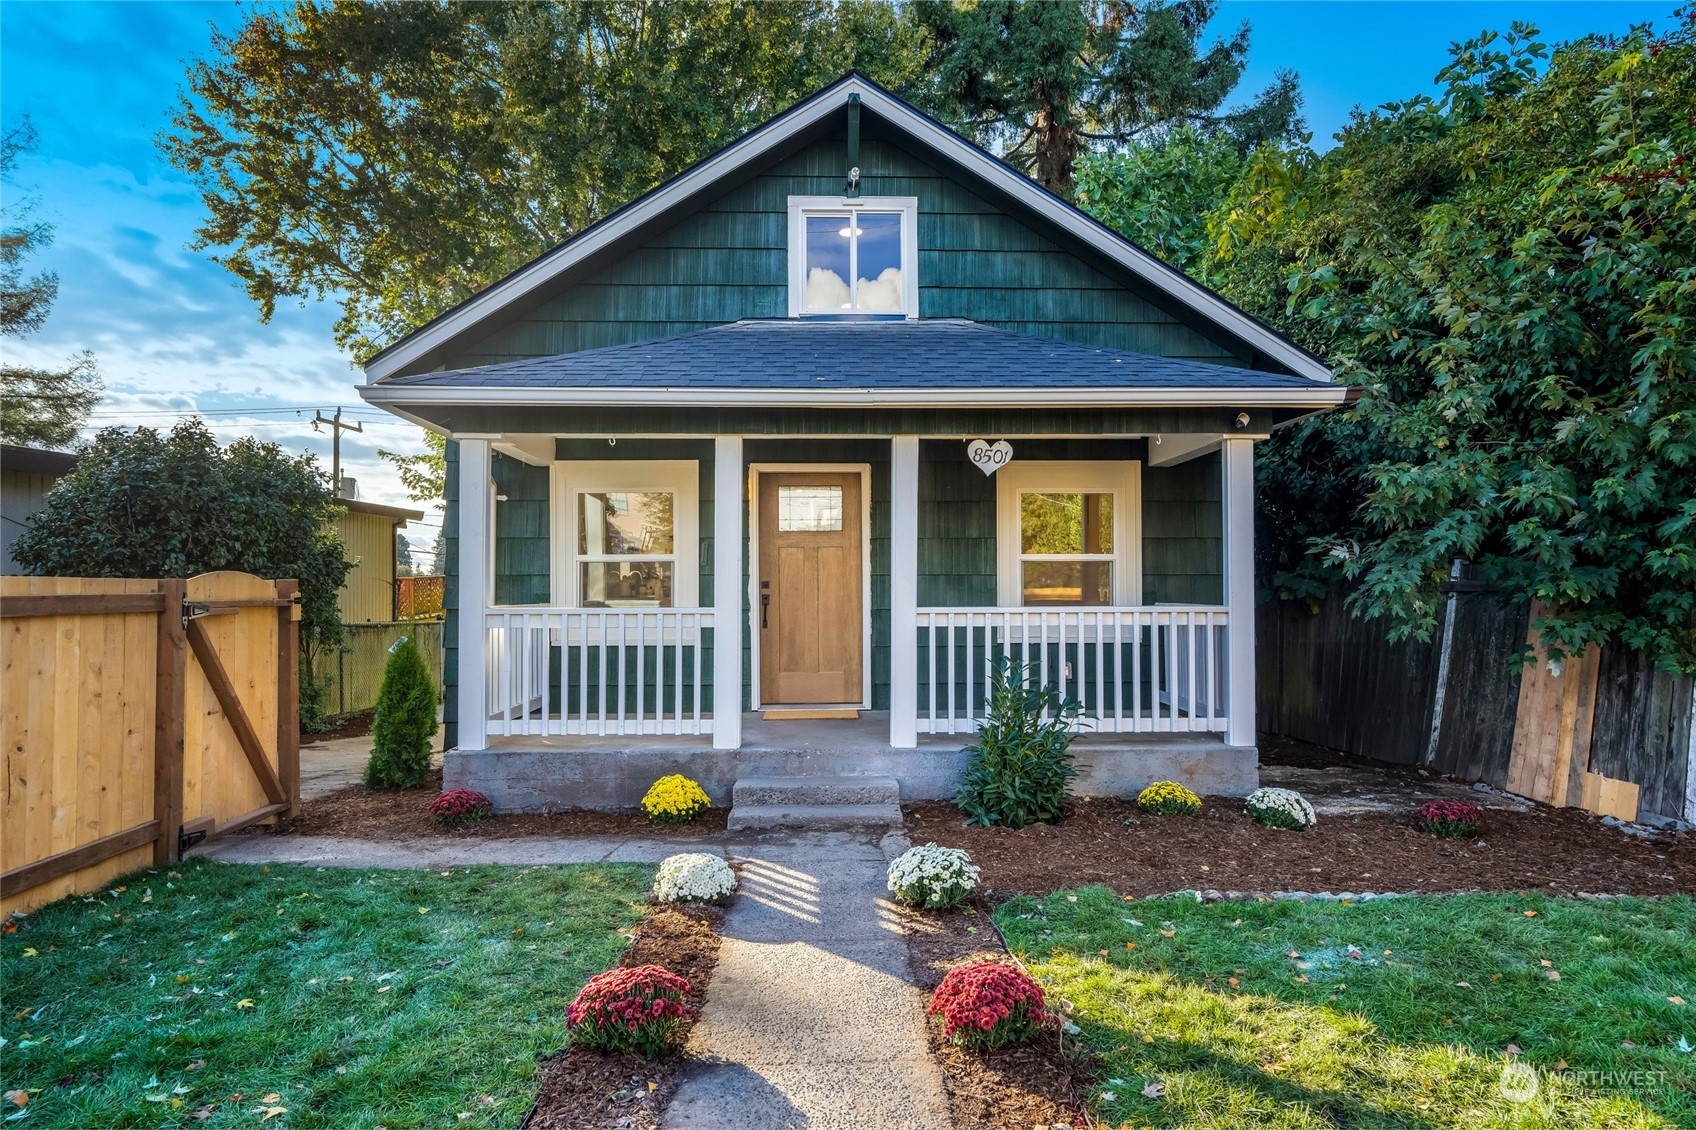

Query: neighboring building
[
  {"left": 357, "top": 74, "right": 1348, "bottom": 809},
  {"left": 1, "top": 444, "right": 78, "bottom": 575},
  {"left": 335, "top": 497, "right": 425, "bottom": 623}
]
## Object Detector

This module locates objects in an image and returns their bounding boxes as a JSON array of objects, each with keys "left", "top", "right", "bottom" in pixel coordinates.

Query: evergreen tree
[{"left": 364, "top": 634, "right": 438, "bottom": 789}]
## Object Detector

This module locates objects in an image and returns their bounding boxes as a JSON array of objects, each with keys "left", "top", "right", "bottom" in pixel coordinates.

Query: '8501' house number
[{"left": 966, "top": 439, "right": 1014, "bottom": 475}]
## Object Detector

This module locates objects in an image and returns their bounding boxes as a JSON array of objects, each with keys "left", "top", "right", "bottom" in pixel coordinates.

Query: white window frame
[
  {"left": 996, "top": 461, "right": 1142, "bottom": 607},
  {"left": 786, "top": 195, "right": 919, "bottom": 318},
  {"left": 549, "top": 460, "right": 700, "bottom": 609}
]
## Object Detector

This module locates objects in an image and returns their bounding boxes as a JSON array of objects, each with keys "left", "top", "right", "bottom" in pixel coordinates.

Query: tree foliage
[
  {"left": 364, "top": 633, "right": 437, "bottom": 789},
  {"left": 161, "top": 0, "right": 920, "bottom": 357},
  {"left": 1073, "top": 125, "right": 1244, "bottom": 276},
  {"left": 12, "top": 420, "right": 353, "bottom": 715},
  {"left": 1211, "top": 16, "right": 1696, "bottom": 672},
  {"left": 378, "top": 431, "right": 446, "bottom": 504},
  {"left": 1, "top": 118, "right": 102, "bottom": 448},
  {"left": 910, "top": 0, "right": 1301, "bottom": 195}
]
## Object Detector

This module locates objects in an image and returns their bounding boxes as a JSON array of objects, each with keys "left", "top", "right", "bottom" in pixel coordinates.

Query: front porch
[
  {"left": 449, "top": 429, "right": 1260, "bottom": 807},
  {"left": 449, "top": 712, "right": 1257, "bottom": 809}
]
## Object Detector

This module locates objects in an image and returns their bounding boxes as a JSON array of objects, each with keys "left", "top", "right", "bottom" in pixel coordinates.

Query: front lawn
[
  {"left": 996, "top": 888, "right": 1696, "bottom": 1128},
  {"left": 2, "top": 858, "right": 654, "bottom": 1128}
]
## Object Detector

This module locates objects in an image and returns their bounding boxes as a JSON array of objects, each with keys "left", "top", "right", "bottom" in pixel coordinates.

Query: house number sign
[{"left": 967, "top": 439, "right": 1014, "bottom": 475}]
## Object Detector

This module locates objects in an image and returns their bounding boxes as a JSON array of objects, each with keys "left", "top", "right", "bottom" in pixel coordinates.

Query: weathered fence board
[
  {"left": 1, "top": 573, "right": 300, "bottom": 914},
  {"left": 1261, "top": 590, "right": 1694, "bottom": 823}
]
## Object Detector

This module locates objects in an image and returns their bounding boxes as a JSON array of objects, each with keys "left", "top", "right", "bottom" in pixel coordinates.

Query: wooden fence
[
  {"left": 1259, "top": 590, "right": 1696, "bottom": 823},
  {"left": 310, "top": 620, "right": 444, "bottom": 718},
  {"left": 1, "top": 572, "right": 300, "bottom": 914}
]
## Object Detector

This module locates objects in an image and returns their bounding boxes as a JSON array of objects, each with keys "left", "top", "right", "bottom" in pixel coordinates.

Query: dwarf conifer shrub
[
  {"left": 955, "top": 657, "right": 1082, "bottom": 828},
  {"left": 363, "top": 634, "right": 438, "bottom": 789}
]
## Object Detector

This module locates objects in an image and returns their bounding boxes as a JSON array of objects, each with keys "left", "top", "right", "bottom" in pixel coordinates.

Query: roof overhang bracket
[{"left": 845, "top": 93, "right": 861, "bottom": 198}]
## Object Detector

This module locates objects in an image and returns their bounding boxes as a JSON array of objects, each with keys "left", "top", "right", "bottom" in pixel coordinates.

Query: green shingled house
[{"left": 359, "top": 74, "right": 1347, "bottom": 810}]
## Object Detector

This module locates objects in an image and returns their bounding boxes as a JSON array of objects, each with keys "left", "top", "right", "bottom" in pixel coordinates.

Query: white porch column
[
  {"left": 890, "top": 435, "right": 920, "bottom": 749},
  {"left": 712, "top": 436, "right": 745, "bottom": 750},
  {"left": 1222, "top": 436, "right": 1257, "bottom": 747},
  {"left": 456, "top": 437, "right": 492, "bottom": 752}
]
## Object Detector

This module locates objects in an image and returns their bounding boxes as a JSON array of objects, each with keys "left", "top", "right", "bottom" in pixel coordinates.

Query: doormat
[{"left": 761, "top": 708, "right": 860, "bottom": 720}]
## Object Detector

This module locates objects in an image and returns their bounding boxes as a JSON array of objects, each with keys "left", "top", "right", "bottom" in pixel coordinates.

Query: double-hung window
[
  {"left": 553, "top": 461, "right": 700, "bottom": 608},
  {"left": 787, "top": 196, "right": 918, "bottom": 317},
  {"left": 996, "top": 462, "right": 1141, "bottom": 606}
]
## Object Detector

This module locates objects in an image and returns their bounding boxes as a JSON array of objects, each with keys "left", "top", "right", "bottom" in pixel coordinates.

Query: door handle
[{"left": 760, "top": 592, "right": 770, "bottom": 629}]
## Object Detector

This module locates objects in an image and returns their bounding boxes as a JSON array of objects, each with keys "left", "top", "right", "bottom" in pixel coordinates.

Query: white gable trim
[{"left": 364, "top": 76, "right": 1332, "bottom": 385}]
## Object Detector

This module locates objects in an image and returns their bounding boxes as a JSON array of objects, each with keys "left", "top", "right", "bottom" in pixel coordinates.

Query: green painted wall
[
  {"left": 492, "top": 453, "right": 551, "bottom": 605},
  {"left": 438, "top": 134, "right": 1245, "bottom": 370},
  {"left": 1143, "top": 451, "right": 1224, "bottom": 604}
]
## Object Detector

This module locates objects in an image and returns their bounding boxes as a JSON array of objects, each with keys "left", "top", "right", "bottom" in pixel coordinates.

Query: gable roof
[
  {"left": 363, "top": 73, "right": 1331, "bottom": 386},
  {"left": 365, "top": 319, "right": 1342, "bottom": 410}
]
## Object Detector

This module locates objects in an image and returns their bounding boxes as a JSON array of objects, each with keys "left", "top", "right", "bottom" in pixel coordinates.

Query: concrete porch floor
[{"left": 458, "top": 710, "right": 1256, "bottom": 811}]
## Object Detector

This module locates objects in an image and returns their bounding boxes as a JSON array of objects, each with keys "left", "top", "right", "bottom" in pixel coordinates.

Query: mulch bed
[
  {"left": 276, "top": 768, "right": 729, "bottom": 839},
  {"left": 903, "top": 797, "right": 1696, "bottom": 900},
  {"left": 299, "top": 709, "right": 373, "bottom": 743},
  {"left": 522, "top": 901, "right": 726, "bottom": 1130},
  {"left": 900, "top": 900, "right": 1096, "bottom": 1129}
]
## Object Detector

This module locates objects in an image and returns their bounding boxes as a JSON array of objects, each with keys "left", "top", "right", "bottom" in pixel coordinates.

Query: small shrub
[
  {"left": 566, "top": 965, "right": 696, "bottom": 1058},
  {"left": 1245, "top": 786, "right": 1316, "bottom": 830},
  {"left": 1416, "top": 799, "right": 1483, "bottom": 838},
  {"left": 928, "top": 960, "right": 1054, "bottom": 1048},
  {"left": 1137, "top": 780, "right": 1201, "bottom": 816},
  {"left": 887, "top": 843, "right": 980, "bottom": 910},
  {"left": 642, "top": 774, "right": 711, "bottom": 823},
  {"left": 653, "top": 853, "right": 737, "bottom": 904},
  {"left": 363, "top": 634, "right": 439, "bottom": 789},
  {"left": 429, "top": 788, "right": 492, "bottom": 826},
  {"left": 955, "top": 657, "right": 1082, "bottom": 829}
]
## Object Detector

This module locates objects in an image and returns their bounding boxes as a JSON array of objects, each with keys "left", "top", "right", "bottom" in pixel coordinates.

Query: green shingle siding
[
  {"left": 440, "top": 134, "right": 1244, "bottom": 370},
  {"left": 1143, "top": 451, "right": 1224, "bottom": 604},
  {"left": 492, "top": 453, "right": 551, "bottom": 606}
]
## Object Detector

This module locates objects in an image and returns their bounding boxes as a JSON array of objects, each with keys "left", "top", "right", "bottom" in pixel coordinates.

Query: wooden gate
[{"left": 1, "top": 572, "right": 300, "bottom": 914}]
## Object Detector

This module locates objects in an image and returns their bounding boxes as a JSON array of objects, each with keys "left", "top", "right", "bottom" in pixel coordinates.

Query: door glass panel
[
  {"left": 777, "top": 486, "right": 843, "bottom": 532},
  {"left": 854, "top": 213, "right": 903, "bottom": 311},
  {"left": 1019, "top": 492, "right": 1113, "bottom": 554},
  {"left": 1021, "top": 561, "right": 1112, "bottom": 606},
  {"left": 579, "top": 492, "right": 674, "bottom": 555},
  {"left": 805, "top": 214, "right": 851, "bottom": 309},
  {"left": 579, "top": 561, "right": 674, "bottom": 607}
]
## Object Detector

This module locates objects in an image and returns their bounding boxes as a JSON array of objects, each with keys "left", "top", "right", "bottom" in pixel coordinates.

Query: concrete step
[
  {"left": 731, "top": 775, "right": 900, "bottom": 807},
  {"left": 726, "top": 802, "right": 904, "bottom": 832}
]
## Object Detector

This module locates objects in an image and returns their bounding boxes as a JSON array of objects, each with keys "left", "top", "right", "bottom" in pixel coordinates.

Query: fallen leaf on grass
[
  {"left": 191, "top": 1105, "right": 216, "bottom": 1120},
  {"left": 256, "top": 1105, "right": 286, "bottom": 1121},
  {"left": 377, "top": 986, "right": 392, "bottom": 994},
  {"left": 236, "top": 999, "right": 255, "bottom": 1009},
  {"left": 1141, "top": 1082, "right": 1166, "bottom": 1098},
  {"left": 1524, "top": 911, "right": 1538, "bottom": 917},
  {"left": 1669, "top": 996, "right": 1686, "bottom": 1006},
  {"left": 1455, "top": 981, "right": 1472, "bottom": 989},
  {"left": 1540, "top": 960, "right": 1553, "bottom": 967},
  {"left": 1546, "top": 970, "right": 1561, "bottom": 982},
  {"left": 19, "top": 948, "right": 36, "bottom": 958},
  {"left": 1227, "top": 977, "right": 1239, "bottom": 987},
  {"left": 1160, "top": 930, "right": 1176, "bottom": 938},
  {"left": 3, "top": 1092, "right": 25, "bottom": 1108},
  {"left": 1505, "top": 1044, "right": 1522, "bottom": 1056}
]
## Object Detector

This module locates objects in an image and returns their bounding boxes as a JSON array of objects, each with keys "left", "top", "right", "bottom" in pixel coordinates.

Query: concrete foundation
[{"left": 449, "top": 712, "right": 1258, "bottom": 810}]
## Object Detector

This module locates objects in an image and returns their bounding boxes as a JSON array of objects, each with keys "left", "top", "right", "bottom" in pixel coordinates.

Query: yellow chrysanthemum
[
  {"left": 1136, "top": 780, "right": 1201, "bottom": 816},
  {"left": 642, "top": 774, "right": 711, "bottom": 823}
]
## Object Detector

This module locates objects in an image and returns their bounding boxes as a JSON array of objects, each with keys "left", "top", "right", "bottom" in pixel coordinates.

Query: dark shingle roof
[{"left": 380, "top": 319, "right": 1329, "bottom": 391}]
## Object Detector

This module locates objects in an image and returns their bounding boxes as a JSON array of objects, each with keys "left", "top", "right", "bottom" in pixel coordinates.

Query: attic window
[{"left": 787, "top": 196, "right": 918, "bottom": 317}]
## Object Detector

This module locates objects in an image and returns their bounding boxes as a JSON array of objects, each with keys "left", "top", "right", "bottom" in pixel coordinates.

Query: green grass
[
  {"left": 995, "top": 888, "right": 1696, "bottom": 1128},
  {"left": 2, "top": 858, "right": 655, "bottom": 1128}
]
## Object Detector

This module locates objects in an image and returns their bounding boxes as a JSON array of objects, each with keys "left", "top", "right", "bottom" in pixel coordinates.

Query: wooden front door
[{"left": 758, "top": 472, "right": 863, "bottom": 704}]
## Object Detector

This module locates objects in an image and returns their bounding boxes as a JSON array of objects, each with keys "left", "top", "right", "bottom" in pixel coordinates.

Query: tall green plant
[
  {"left": 363, "top": 634, "right": 438, "bottom": 789},
  {"left": 955, "top": 657, "right": 1083, "bottom": 828}
]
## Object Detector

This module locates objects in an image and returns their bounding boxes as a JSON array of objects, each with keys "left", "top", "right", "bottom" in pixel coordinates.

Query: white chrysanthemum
[
  {"left": 653, "top": 852, "right": 737, "bottom": 904},
  {"left": 886, "top": 843, "right": 980, "bottom": 910},
  {"left": 1245, "top": 786, "right": 1316, "bottom": 831}
]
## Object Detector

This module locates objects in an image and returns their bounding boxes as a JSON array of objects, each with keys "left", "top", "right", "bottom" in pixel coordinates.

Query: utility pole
[{"left": 313, "top": 407, "right": 363, "bottom": 498}]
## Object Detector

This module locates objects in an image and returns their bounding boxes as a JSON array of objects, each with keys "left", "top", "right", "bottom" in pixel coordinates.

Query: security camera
[{"left": 1234, "top": 412, "right": 1251, "bottom": 429}]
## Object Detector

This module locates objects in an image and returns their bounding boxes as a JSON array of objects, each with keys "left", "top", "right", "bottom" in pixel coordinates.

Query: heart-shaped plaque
[{"left": 967, "top": 439, "right": 1014, "bottom": 476}]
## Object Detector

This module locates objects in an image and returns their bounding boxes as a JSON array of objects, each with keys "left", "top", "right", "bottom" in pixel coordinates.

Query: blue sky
[{"left": 0, "top": 0, "right": 1679, "bottom": 538}]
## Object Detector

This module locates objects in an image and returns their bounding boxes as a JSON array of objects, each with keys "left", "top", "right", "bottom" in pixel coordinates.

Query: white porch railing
[
  {"left": 484, "top": 608, "right": 714, "bottom": 737},
  {"left": 915, "top": 606, "right": 1229, "bottom": 735}
]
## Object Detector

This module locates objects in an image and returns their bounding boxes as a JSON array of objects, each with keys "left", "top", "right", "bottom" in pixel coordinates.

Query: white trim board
[
  {"left": 362, "top": 76, "right": 1332, "bottom": 385},
  {"left": 745, "top": 462, "right": 874, "bottom": 712},
  {"left": 365, "top": 385, "right": 1349, "bottom": 410}
]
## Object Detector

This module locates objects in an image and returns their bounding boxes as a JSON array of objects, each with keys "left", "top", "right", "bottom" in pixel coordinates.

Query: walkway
[{"left": 663, "top": 829, "right": 951, "bottom": 1130}]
